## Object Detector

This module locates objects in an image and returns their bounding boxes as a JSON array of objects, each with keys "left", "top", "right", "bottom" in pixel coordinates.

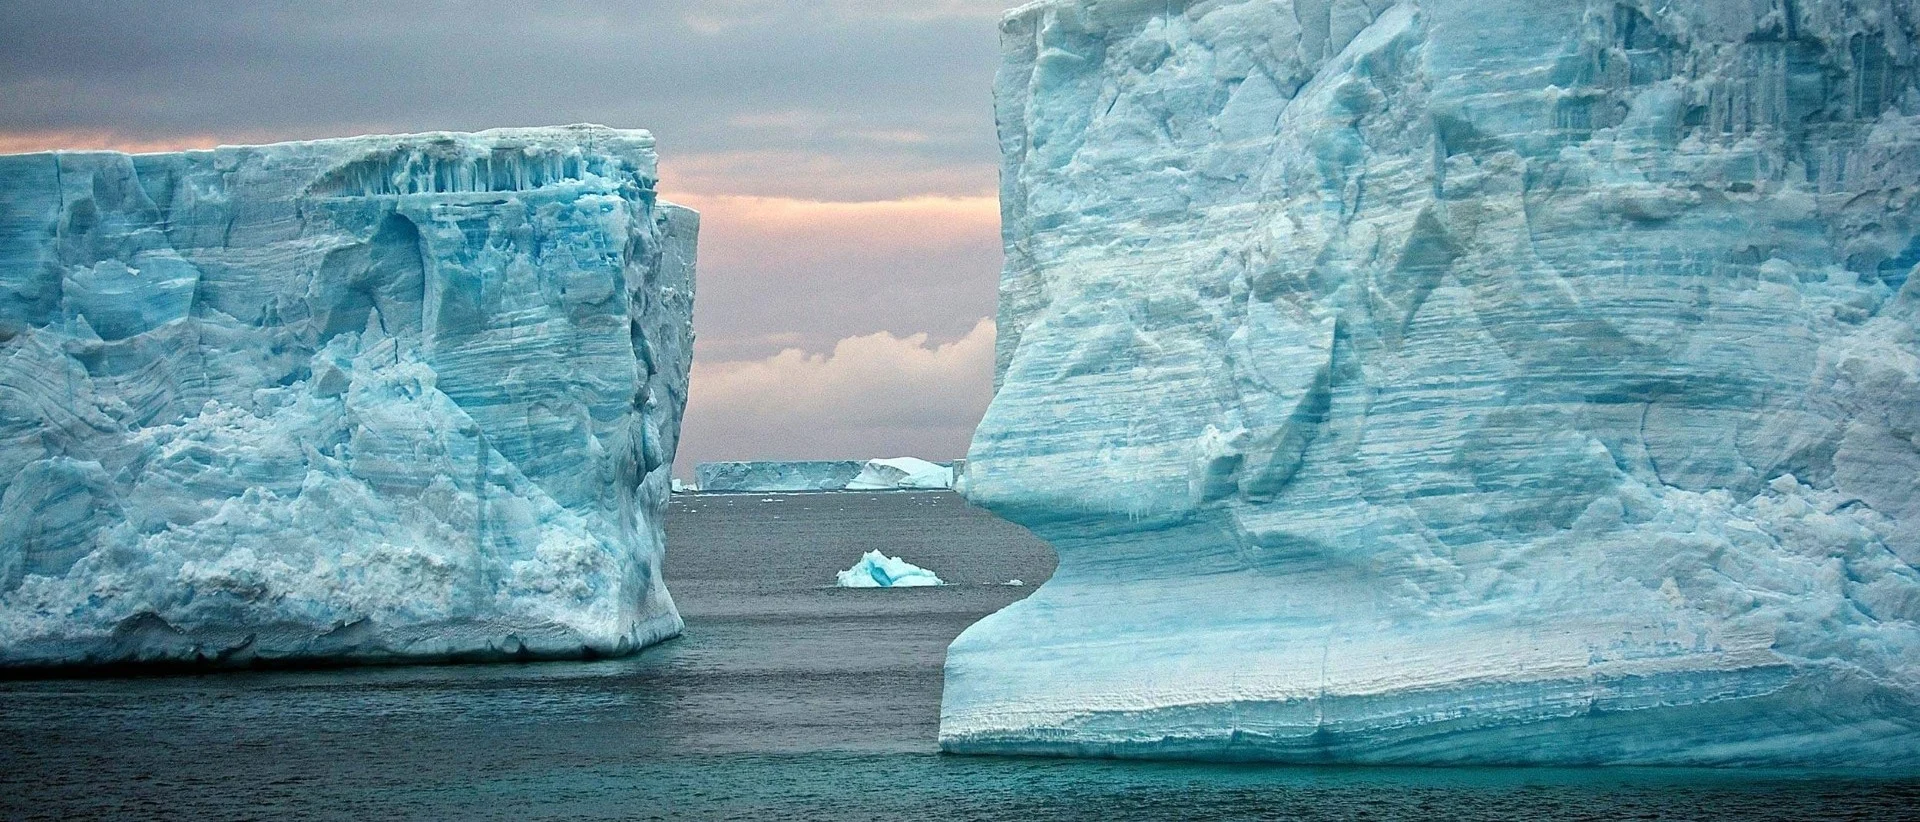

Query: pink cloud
[
  {"left": 666, "top": 192, "right": 1004, "bottom": 362},
  {"left": 667, "top": 192, "right": 999, "bottom": 254},
  {"left": 660, "top": 152, "right": 998, "bottom": 201},
  {"left": 676, "top": 318, "right": 996, "bottom": 472},
  {"left": 0, "top": 130, "right": 269, "bottom": 155}
]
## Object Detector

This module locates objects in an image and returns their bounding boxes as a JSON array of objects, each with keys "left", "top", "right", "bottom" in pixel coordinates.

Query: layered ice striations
[
  {"left": 0, "top": 126, "right": 698, "bottom": 669},
  {"left": 943, "top": 0, "right": 1920, "bottom": 766},
  {"left": 696, "top": 461, "right": 868, "bottom": 492}
]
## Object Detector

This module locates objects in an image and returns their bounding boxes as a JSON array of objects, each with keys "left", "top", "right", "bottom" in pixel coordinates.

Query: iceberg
[
  {"left": 696, "top": 459, "right": 958, "bottom": 492},
  {"left": 942, "top": 0, "right": 1920, "bottom": 767},
  {"left": 846, "top": 457, "right": 957, "bottom": 491},
  {"left": 696, "top": 461, "right": 867, "bottom": 492},
  {"left": 836, "top": 551, "right": 945, "bottom": 588},
  {"left": 0, "top": 126, "right": 697, "bottom": 669}
]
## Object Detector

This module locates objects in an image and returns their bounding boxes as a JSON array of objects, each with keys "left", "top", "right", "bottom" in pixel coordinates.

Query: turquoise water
[{"left": 2, "top": 492, "right": 1914, "bottom": 820}]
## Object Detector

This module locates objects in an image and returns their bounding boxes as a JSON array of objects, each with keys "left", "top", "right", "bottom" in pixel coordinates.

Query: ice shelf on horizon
[
  {"left": 0, "top": 125, "right": 697, "bottom": 669},
  {"left": 941, "top": 0, "right": 1920, "bottom": 767},
  {"left": 694, "top": 458, "right": 962, "bottom": 492}
]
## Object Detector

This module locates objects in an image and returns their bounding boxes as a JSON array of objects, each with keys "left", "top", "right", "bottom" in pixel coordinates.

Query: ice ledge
[{"left": 939, "top": 666, "right": 1872, "bottom": 766}]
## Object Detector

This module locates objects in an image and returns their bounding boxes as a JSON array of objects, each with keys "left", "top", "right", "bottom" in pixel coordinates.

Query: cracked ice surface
[
  {"left": 942, "top": 0, "right": 1920, "bottom": 766},
  {"left": 0, "top": 126, "right": 697, "bottom": 668}
]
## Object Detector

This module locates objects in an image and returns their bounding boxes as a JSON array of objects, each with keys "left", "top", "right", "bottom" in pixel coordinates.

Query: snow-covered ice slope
[
  {"left": 0, "top": 126, "right": 697, "bottom": 669},
  {"left": 847, "top": 458, "right": 957, "bottom": 490},
  {"left": 942, "top": 0, "right": 1920, "bottom": 766}
]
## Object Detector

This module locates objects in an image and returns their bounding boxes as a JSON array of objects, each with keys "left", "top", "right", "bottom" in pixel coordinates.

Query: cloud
[
  {"left": 684, "top": 0, "right": 1011, "bottom": 33},
  {"left": 667, "top": 193, "right": 1003, "bottom": 362},
  {"left": 668, "top": 193, "right": 999, "bottom": 247},
  {"left": 0, "top": 0, "right": 1010, "bottom": 201},
  {"left": 0, "top": 128, "right": 314, "bottom": 155},
  {"left": 0, "top": 0, "right": 1020, "bottom": 467},
  {"left": 660, "top": 149, "right": 997, "bottom": 202},
  {"left": 675, "top": 318, "right": 997, "bottom": 473}
]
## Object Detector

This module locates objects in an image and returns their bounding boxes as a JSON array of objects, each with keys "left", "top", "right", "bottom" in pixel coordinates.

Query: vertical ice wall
[
  {"left": 0, "top": 126, "right": 697, "bottom": 668},
  {"left": 944, "top": 0, "right": 1920, "bottom": 765}
]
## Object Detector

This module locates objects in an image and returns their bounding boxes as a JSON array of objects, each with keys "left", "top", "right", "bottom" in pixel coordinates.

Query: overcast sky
[{"left": 0, "top": 0, "right": 1018, "bottom": 475}]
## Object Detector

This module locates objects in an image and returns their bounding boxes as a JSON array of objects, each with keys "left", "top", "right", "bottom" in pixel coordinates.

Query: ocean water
[{"left": 2, "top": 491, "right": 1915, "bottom": 821}]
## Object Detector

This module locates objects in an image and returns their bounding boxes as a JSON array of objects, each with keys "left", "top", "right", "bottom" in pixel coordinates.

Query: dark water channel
[{"left": 1, "top": 492, "right": 1914, "bottom": 820}]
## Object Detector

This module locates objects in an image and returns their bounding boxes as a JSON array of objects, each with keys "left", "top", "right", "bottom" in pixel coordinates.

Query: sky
[{"left": 0, "top": 0, "right": 1020, "bottom": 476}]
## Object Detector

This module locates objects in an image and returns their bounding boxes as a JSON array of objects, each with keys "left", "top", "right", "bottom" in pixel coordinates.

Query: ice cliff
[
  {"left": 0, "top": 126, "right": 697, "bottom": 668},
  {"left": 943, "top": 0, "right": 1920, "bottom": 766},
  {"left": 695, "top": 459, "right": 958, "bottom": 492}
]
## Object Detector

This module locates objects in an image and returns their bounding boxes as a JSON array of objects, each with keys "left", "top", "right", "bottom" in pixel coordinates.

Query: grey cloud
[
  {"left": 1, "top": 0, "right": 1021, "bottom": 462},
  {"left": 0, "top": 1, "right": 1012, "bottom": 199},
  {"left": 675, "top": 319, "right": 997, "bottom": 473},
  {"left": 684, "top": 0, "right": 1010, "bottom": 30}
]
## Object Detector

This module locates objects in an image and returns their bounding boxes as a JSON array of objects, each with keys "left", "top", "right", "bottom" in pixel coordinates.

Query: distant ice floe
[
  {"left": 695, "top": 458, "right": 962, "bottom": 492},
  {"left": 835, "top": 551, "right": 945, "bottom": 588}
]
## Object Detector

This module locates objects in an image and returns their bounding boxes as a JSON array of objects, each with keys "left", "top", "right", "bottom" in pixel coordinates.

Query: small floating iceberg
[{"left": 835, "top": 551, "right": 945, "bottom": 588}]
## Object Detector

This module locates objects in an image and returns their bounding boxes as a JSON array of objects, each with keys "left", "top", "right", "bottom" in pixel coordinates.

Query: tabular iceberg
[
  {"left": 696, "top": 461, "right": 867, "bottom": 492},
  {"left": 695, "top": 459, "right": 958, "bottom": 492},
  {"left": 0, "top": 126, "right": 697, "bottom": 669},
  {"left": 943, "top": 0, "right": 1920, "bottom": 766}
]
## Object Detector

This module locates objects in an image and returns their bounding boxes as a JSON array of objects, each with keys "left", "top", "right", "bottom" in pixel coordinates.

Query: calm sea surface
[{"left": 2, "top": 492, "right": 1915, "bottom": 820}]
